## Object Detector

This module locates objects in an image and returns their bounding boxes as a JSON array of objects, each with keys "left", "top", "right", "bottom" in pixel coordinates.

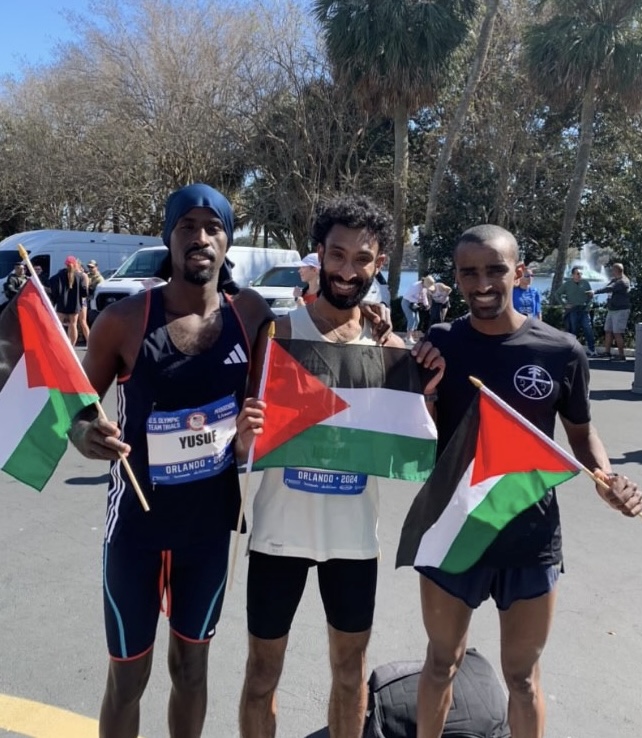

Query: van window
[
  {"left": 0, "top": 250, "right": 23, "bottom": 279},
  {"left": 30, "top": 254, "right": 51, "bottom": 279},
  {"left": 112, "top": 249, "right": 168, "bottom": 278}
]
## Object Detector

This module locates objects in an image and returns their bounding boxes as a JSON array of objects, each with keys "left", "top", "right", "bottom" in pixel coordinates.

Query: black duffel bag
[{"left": 363, "top": 648, "right": 510, "bottom": 738}]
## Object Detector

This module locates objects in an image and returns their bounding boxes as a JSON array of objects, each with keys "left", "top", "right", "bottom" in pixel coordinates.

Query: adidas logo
[{"left": 224, "top": 343, "right": 248, "bottom": 365}]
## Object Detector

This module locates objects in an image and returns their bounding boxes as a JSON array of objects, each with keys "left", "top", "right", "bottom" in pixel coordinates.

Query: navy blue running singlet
[{"left": 105, "top": 286, "right": 250, "bottom": 549}]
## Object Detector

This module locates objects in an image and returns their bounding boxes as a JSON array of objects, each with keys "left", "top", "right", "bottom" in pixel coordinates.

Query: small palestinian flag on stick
[
  {"left": 396, "top": 377, "right": 587, "bottom": 574},
  {"left": 252, "top": 338, "right": 437, "bottom": 482},
  {"left": 0, "top": 249, "right": 149, "bottom": 510},
  {"left": 0, "top": 276, "right": 99, "bottom": 490}
]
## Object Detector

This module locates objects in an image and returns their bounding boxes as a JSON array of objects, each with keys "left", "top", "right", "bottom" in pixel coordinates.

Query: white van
[
  {"left": 0, "top": 229, "right": 163, "bottom": 307},
  {"left": 91, "top": 244, "right": 301, "bottom": 314}
]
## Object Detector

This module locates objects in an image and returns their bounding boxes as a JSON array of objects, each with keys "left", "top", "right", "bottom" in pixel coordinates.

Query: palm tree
[
  {"left": 524, "top": 0, "right": 642, "bottom": 294},
  {"left": 420, "top": 0, "right": 500, "bottom": 277},
  {"left": 312, "top": 0, "right": 477, "bottom": 299}
]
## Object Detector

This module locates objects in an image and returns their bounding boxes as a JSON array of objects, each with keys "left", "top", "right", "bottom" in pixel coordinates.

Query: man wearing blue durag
[{"left": 70, "top": 183, "right": 273, "bottom": 738}]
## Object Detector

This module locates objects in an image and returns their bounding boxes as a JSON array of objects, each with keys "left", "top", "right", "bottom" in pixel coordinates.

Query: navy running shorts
[
  {"left": 247, "top": 551, "right": 378, "bottom": 639},
  {"left": 416, "top": 562, "right": 562, "bottom": 611},
  {"left": 103, "top": 532, "right": 230, "bottom": 659}
]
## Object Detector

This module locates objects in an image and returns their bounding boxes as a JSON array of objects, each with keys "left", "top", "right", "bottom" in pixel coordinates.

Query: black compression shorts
[{"left": 246, "top": 551, "right": 377, "bottom": 640}]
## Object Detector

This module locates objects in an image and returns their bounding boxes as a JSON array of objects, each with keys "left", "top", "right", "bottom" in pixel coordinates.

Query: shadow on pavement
[
  {"left": 65, "top": 473, "right": 111, "bottom": 485},
  {"left": 304, "top": 729, "right": 329, "bottom": 738},
  {"left": 610, "top": 449, "right": 642, "bottom": 467},
  {"left": 590, "top": 388, "right": 642, "bottom": 402}
]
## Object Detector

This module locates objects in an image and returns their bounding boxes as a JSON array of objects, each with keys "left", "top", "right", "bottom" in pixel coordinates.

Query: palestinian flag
[
  {"left": 253, "top": 339, "right": 437, "bottom": 481},
  {"left": 396, "top": 384, "right": 582, "bottom": 573},
  {"left": 0, "top": 277, "right": 99, "bottom": 490}
]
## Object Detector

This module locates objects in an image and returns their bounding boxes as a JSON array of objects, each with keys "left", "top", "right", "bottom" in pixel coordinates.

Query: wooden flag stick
[
  {"left": 227, "top": 321, "right": 276, "bottom": 592},
  {"left": 468, "top": 375, "right": 642, "bottom": 518},
  {"left": 93, "top": 403, "right": 150, "bottom": 512},
  {"left": 17, "top": 244, "right": 150, "bottom": 512}
]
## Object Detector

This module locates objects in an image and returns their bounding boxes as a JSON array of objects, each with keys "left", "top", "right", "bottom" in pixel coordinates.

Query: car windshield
[
  {"left": 0, "top": 250, "right": 24, "bottom": 279},
  {"left": 252, "top": 266, "right": 304, "bottom": 288},
  {"left": 111, "top": 248, "right": 168, "bottom": 278}
]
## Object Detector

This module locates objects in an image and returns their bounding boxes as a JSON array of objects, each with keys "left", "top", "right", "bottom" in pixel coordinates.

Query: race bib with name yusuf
[{"left": 146, "top": 395, "right": 238, "bottom": 485}]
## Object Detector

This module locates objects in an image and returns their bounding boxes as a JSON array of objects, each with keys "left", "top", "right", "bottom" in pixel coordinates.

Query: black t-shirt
[{"left": 427, "top": 316, "right": 591, "bottom": 567}]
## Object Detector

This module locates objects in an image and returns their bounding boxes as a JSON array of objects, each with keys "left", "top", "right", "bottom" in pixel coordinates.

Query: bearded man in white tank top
[{"left": 236, "top": 195, "right": 445, "bottom": 738}]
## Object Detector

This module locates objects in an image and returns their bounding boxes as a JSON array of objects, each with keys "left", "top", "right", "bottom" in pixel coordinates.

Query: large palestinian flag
[
  {"left": 253, "top": 338, "right": 437, "bottom": 481},
  {"left": 396, "top": 384, "right": 582, "bottom": 573},
  {"left": 0, "top": 277, "right": 99, "bottom": 490}
]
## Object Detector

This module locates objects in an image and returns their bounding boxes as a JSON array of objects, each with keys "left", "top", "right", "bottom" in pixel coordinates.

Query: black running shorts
[{"left": 246, "top": 551, "right": 377, "bottom": 639}]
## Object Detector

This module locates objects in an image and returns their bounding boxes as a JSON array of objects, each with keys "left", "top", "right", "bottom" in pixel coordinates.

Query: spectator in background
[
  {"left": 594, "top": 263, "right": 631, "bottom": 362},
  {"left": 86, "top": 259, "right": 104, "bottom": 299},
  {"left": 3, "top": 262, "right": 27, "bottom": 303},
  {"left": 512, "top": 269, "right": 542, "bottom": 319},
  {"left": 401, "top": 274, "right": 434, "bottom": 346},
  {"left": 554, "top": 266, "right": 596, "bottom": 357},
  {"left": 429, "top": 279, "right": 453, "bottom": 325},
  {"left": 293, "top": 253, "right": 320, "bottom": 306},
  {"left": 49, "top": 256, "right": 88, "bottom": 347},
  {"left": 76, "top": 259, "right": 92, "bottom": 346},
  {"left": 28, "top": 264, "right": 51, "bottom": 296}
]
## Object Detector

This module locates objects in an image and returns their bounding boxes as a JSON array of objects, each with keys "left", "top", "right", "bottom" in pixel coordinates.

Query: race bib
[
  {"left": 283, "top": 468, "right": 367, "bottom": 495},
  {"left": 146, "top": 395, "right": 238, "bottom": 485}
]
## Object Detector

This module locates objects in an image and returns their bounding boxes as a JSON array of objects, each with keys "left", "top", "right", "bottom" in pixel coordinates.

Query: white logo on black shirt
[
  {"left": 514, "top": 365, "right": 553, "bottom": 400},
  {"left": 223, "top": 343, "right": 248, "bottom": 365}
]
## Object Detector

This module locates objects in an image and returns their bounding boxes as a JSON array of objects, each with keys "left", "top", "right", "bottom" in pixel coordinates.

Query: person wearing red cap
[{"left": 48, "top": 256, "right": 89, "bottom": 346}]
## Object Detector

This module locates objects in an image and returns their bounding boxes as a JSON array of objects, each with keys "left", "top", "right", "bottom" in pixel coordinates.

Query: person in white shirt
[{"left": 401, "top": 275, "right": 435, "bottom": 345}]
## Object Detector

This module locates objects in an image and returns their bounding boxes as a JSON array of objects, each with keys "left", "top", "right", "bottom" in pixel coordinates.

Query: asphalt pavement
[{"left": 1, "top": 357, "right": 641, "bottom": 737}]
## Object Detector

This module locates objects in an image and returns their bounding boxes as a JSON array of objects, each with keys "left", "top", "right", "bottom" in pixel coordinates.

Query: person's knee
[
  {"left": 105, "top": 658, "right": 153, "bottom": 708},
  {"left": 423, "top": 642, "right": 466, "bottom": 686},
  {"left": 244, "top": 642, "right": 285, "bottom": 699},
  {"left": 502, "top": 663, "right": 540, "bottom": 702},
  {"left": 168, "top": 640, "right": 209, "bottom": 694},
  {"left": 329, "top": 645, "right": 367, "bottom": 693}
]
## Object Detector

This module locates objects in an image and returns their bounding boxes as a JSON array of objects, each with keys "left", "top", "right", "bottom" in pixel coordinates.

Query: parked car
[
  {"left": 248, "top": 265, "right": 305, "bottom": 316},
  {"left": 248, "top": 264, "right": 390, "bottom": 316},
  {"left": 90, "top": 245, "right": 301, "bottom": 318}
]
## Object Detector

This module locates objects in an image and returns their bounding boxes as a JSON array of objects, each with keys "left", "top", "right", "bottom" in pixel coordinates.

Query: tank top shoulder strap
[
  {"left": 289, "top": 306, "right": 325, "bottom": 340},
  {"left": 289, "top": 305, "right": 374, "bottom": 343},
  {"left": 144, "top": 286, "right": 167, "bottom": 335}
]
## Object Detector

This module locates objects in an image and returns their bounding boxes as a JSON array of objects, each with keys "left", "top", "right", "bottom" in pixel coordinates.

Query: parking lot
[{"left": 1, "top": 359, "right": 641, "bottom": 737}]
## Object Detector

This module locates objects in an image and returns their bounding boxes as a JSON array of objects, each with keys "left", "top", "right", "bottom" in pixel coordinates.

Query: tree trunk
[
  {"left": 419, "top": 0, "right": 499, "bottom": 277},
  {"left": 388, "top": 103, "right": 409, "bottom": 300},
  {"left": 550, "top": 79, "right": 597, "bottom": 295}
]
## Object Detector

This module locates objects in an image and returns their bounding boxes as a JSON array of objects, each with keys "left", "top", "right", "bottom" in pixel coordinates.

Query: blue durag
[
  {"left": 162, "top": 183, "right": 234, "bottom": 247},
  {"left": 159, "top": 183, "right": 238, "bottom": 292}
]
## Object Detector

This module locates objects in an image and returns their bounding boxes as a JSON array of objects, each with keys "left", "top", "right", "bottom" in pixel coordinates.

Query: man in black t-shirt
[{"left": 411, "top": 224, "right": 641, "bottom": 738}]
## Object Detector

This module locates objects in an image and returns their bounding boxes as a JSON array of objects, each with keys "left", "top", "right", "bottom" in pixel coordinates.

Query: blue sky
[{"left": 0, "top": 0, "right": 93, "bottom": 78}]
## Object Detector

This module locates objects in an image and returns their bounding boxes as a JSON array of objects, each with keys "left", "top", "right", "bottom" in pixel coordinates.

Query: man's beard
[
  {"left": 182, "top": 247, "right": 218, "bottom": 285},
  {"left": 183, "top": 264, "right": 216, "bottom": 285},
  {"left": 319, "top": 265, "right": 374, "bottom": 309}
]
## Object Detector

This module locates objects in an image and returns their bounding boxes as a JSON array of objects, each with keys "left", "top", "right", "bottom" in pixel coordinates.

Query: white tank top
[{"left": 249, "top": 307, "right": 380, "bottom": 561}]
